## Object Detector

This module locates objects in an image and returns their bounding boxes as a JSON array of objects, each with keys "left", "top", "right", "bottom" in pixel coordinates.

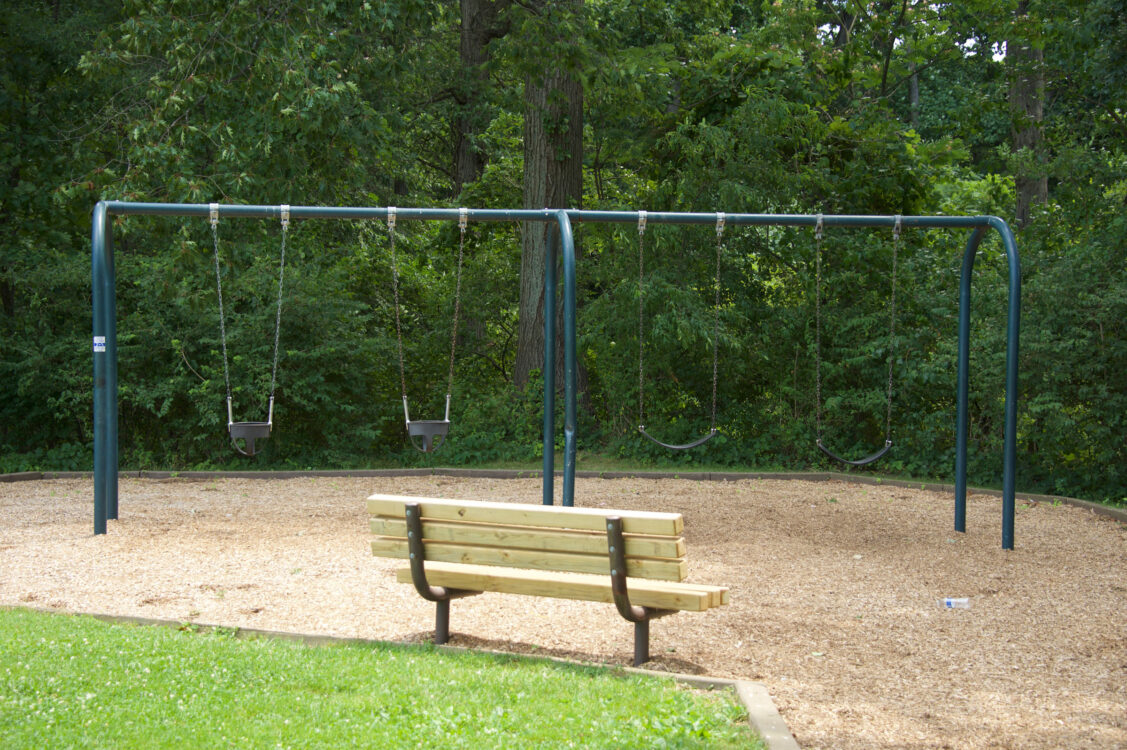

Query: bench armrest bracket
[
  {"left": 607, "top": 516, "right": 673, "bottom": 665},
  {"left": 404, "top": 502, "right": 478, "bottom": 644}
]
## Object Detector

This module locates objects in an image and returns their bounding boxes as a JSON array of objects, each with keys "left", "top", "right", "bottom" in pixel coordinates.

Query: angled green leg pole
[
  {"left": 991, "top": 217, "right": 1021, "bottom": 551},
  {"left": 557, "top": 211, "right": 577, "bottom": 507},
  {"left": 92, "top": 200, "right": 120, "bottom": 532},
  {"left": 541, "top": 210, "right": 577, "bottom": 507},
  {"left": 106, "top": 210, "right": 119, "bottom": 521},
  {"left": 92, "top": 202, "right": 109, "bottom": 535},
  {"left": 542, "top": 222, "right": 557, "bottom": 506},
  {"left": 954, "top": 228, "right": 985, "bottom": 537},
  {"left": 955, "top": 220, "right": 1020, "bottom": 549}
]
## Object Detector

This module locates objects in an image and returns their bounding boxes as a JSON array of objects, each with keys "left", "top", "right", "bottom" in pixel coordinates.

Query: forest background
[{"left": 2, "top": 0, "right": 1124, "bottom": 505}]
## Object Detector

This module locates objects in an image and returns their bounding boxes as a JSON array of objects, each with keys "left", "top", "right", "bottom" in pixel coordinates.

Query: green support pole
[
  {"left": 106, "top": 211, "right": 119, "bottom": 521},
  {"left": 991, "top": 217, "right": 1021, "bottom": 551},
  {"left": 557, "top": 211, "right": 577, "bottom": 507},
  {"left": 954, "top": 222, "right": 1019, "bottom": 549},
  {"left": 542, "top": 225, "right": 557, "bottom": 505},
  {"left": 954, "top": 228, "right": 986, "bottom": 534},
  {"left": 91, "top": 201, "right": 108, "bottom": 535}
]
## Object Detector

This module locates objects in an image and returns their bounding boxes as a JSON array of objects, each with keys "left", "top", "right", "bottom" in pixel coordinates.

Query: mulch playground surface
[{"left": 2, "top": 473, "right": 1124, "bottom": 749}]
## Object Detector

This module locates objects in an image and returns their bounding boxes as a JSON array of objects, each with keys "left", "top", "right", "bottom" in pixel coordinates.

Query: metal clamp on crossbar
[
  {"left": 209, "top": 203, "right": 219, "bottom": 228},
  {"left": 637, "top": 210, "right": 647, "bottom": 235},
  {"left": 387, "top": 206, "right": 396, "bottom": 231},
  {"left": 893, "top": 214, "right": 902, "bottom": 241},
  {"left": 458, "top": 207, "right": 468, "bottom": 231},
  {"left": 815, "top": 213, "right": 824, "bottom": 241},
  {"left": 606, "top": 516, "right": 673, "bottom": 666},
  {"left": 715, "top": 212, "right": 725, "bottom": 237},
  {"left": 280, "top": 204, "right": 290, "bottom": 230}
]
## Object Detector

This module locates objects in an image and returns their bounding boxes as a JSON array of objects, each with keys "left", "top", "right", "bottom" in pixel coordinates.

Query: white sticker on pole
[{"left": 93, "top": 336, "right": 106, "bottom": 353}]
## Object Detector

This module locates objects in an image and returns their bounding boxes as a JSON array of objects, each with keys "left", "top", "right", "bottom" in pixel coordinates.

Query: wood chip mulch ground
[{"left": 1, "top": 475, "right": 1124, "bottom": 749}]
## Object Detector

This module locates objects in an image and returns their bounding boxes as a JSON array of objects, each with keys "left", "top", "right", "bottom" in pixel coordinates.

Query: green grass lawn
[{"left": 0, "top": 609, "right": 762, "bottom": 749}]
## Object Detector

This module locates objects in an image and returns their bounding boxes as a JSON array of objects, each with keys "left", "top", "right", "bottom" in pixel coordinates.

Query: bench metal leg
[
  {"left": 404, "top": 502, "right": 477, "bottom": 646},
  {"left": 634, "top": 620, "right": 650, "bottom": 666},
  {"left": 607, "top": 516, "right": 674, "bottom": 666},
  {"left": 435, "top": 599, "right": 451, "bottom": 645}
]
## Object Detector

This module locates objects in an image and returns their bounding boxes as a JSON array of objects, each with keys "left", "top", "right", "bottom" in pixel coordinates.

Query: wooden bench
[{"left": 367, "top": 493, "right": 730, "bottom": 666}]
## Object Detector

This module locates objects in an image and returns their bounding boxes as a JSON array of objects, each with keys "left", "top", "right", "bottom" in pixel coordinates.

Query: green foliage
[
  {"left": 431, "top": 380, "right": 546, "bottom": 465},
  {"left": 70, "top": 0, "right": 419, "bottom": 205},
  {"left": 3, "top": 0, "right": 1126, "bottom": 505},
  {"left": 0, "top": 609, "right": 761, "bottom": 749}
]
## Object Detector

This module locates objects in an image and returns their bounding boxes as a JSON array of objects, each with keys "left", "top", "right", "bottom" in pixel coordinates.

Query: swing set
[
  {"left": 208, "top": 203, "right": 289, "bottom": 457},
  {"left": 91, "top": 203, "right": 1022, "bottom": 549},
  {"left": 635, "top": 212, "right": 902, "bottom": 467},
  {"left": 635, "top": 211, "right": 724, "bottom": 451},
  {"left": 386, "top": 206, "right": 467, "bottom": 454},
  {"left": 812, "top": 213, "right": 901, "bottom": 467}
]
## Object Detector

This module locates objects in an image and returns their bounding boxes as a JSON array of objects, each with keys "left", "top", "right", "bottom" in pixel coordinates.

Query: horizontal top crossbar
[{"left": 97, "top": 200, "right": 1002, "bottom": 230}]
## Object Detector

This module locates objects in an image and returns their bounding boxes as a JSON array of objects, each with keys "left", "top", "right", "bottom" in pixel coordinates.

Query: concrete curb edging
[
  {"left": 3, "top": 606, "right": 802, "bottom": 749},
  {"left": 735, "top": 681, "right": 802, "bottom": 750}
]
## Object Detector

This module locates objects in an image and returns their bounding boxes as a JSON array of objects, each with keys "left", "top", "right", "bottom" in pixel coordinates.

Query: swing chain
[
  {"left": 269, "top": 206, "right": 289, "bottom": 411},
  {"left": 388, "top": 206, "right": 465, "bottom": 430},
  {"left": 637, "top": 211, "right": 723, "bottom": 443},
  {"left": 209, "top": 203, "right": 288, "bottom": 430},
  {"left": 387, "top": 207, "right": 409, "bottom": 409},
  {"left": 814, "top": 213, "right": 823, "bottom": 439},
  {"left": 637, "top": 211, "right": 646, "bottom": 429},
  {"left": 885, "top": 215, "right": 901, "bottom": 438},
  {"left": 814, "top": 213, "right": 900, "bottom": 452},
  {"left": 711, "top": 213, "right": 724, "bottom": 429},
  {"left": 210, "top": 204, "right": 233, "bottom": 426},
  {"left": 448, "top": 208, "right": 467, "bottom": 400}
]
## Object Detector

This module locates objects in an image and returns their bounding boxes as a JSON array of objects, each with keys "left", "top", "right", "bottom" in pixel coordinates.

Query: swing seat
[
  {"left": 230, "top": 421, "right": 271, "bottom": 457},
  {"left": 816, "top": 438, "right": 891, "bottom": 468},
  {"left": 407, "top": 419, "right": 450, "bottom": 453},
  {"left": 638, "top": 426, "right": 718, "bottom": 452}
]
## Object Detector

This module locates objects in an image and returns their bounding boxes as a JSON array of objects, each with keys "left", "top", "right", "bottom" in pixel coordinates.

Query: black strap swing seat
[
  {"left": 813, "top": 213, "right": 900, "bottom": 469},
  {"left": 210, "top": 202, "right": 289, "bottom": 458},
  {"left": 638, "top": 426, "right": 718, "bottom": 452},
  {"left": 816, "top": 437, "right": 892, "bottom": 467},
  {"left": 635, "top": 211, "right": 725, "bottom": 451},
  {"left": 387, "top": 206, "right": 466, "bottom": 454}
]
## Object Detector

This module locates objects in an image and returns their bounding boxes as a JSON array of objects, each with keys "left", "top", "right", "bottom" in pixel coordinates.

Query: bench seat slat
[
  {"left": 369, "top": 518, "right": 686, "bottom": 560},
  {"left": 372, "top": 537, "right": 687, "bottom": 581},
  {"left": 394, "top": 562, "right": 727, "bottom": 612},
  {"left": 367, "top": 494, "right": 683, "bottom": 537}
]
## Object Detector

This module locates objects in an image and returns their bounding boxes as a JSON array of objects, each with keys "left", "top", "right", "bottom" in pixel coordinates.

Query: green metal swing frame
[{"left": 92, "top": 203, "right": 1021, "bottom": 548}]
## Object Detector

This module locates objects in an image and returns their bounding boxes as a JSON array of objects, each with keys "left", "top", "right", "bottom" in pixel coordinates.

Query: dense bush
[{"left": 2, "top": 1, "right": 1124, "bottom": 505}]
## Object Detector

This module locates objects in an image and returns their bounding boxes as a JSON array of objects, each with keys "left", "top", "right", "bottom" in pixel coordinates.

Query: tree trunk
[
  {"left": 908, "top": 64, "right": 919, "bottom": 130},
  {"left": 513, "top": 2, "right": 584, "bottom": 390},
  {"left": 454, "top": 0, "right": 510, "bottom": 196},
  {"left": 0, "top": 276, "right": 13, "bottom": 318},
  {"left": 1010, "top": 1, "right": 1047, "bottom": 227}
]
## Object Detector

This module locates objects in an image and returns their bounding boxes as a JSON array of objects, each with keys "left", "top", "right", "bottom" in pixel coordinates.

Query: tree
[
  {"left": 511, "top": 0, "right": 585, "bottom": 390},
  {"left": 454, "top": 0, "right": 511, "bottom": 196},
  {"left": 0, "top": 0, "right": 123, "bottom": 464},
  {"left": 1009, "top": 0, "right": 1047, "bottom": 226}
]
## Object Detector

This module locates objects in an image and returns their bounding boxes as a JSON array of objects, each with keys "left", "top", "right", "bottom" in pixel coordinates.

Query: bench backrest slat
[
  {"left": 370, "top": 538, "right": 687, "bottom": 580},
  {"left": 369, "top": 518, "right": 686, "bottom": 559},
  {"left": 367, "top": 495, "right": 683, "bottom": 536}
]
